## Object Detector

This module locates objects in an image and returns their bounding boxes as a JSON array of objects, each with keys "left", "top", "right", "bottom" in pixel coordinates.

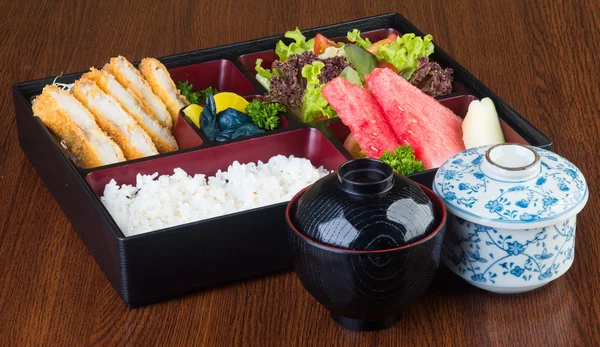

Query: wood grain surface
[{"left": 1, "top": 0, "right": 599, "bottom": 345}]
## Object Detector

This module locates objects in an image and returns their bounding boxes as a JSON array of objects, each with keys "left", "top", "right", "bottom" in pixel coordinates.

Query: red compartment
[
  {"left": 172, "top": 112, "right": 203, "bottom": 150},
  {"left": 441, "top": 94, "right": 478, "bottom": 117},
  {"left": 327, "top": 121, "right": 352, "bottom": 145},
  {"left": 452, "top": 81, "right": 465, "bottom": 92},
  {"left": 326, "top": 94, "right": 529, "bottom": 152},
  {"left": 174, "top": 94, "right": 289, "bottom": 140},
  {"left": 239, "top": 50, "right": 278, "bottom": 76},
  {"left": 244, "top": 94, "right": 263, "bottom": 102},
  {"left": 168, "top": 60, "right": 254, "bottom": 95},
  {"left": 86, "top": 128, "right": 346, "bottom": 196}
]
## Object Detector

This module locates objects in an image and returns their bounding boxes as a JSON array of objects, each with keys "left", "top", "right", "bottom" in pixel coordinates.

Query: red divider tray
[{"left": 87, "top": 128, "right": 345, "bottom": 198}]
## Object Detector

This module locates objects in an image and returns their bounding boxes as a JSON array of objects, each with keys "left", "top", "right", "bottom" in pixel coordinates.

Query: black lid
[{"left": 295, "top": 159, "right": 437, "bottom": 251}]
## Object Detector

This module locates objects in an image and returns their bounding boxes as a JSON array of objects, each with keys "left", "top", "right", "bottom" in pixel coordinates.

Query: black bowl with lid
[{"left": 286, "top": 159, "right": 447, "bottom": 331}]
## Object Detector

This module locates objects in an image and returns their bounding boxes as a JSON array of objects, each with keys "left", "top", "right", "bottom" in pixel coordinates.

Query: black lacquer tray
[{"left": 12, "top": 13, "right": 551, "bottom": 308}]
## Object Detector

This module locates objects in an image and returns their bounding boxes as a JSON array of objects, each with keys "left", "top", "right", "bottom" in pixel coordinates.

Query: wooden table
[{"left": 1, "top": 0, "right": 599, "bottom": 345}]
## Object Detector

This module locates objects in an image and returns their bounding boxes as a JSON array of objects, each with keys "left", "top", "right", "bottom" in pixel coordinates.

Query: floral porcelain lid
[{"left": 433, "top": 144, "right": 588, "bottom": 229}]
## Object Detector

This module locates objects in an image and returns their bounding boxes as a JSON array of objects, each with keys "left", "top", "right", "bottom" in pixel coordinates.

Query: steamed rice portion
[{"left": 100, "top": 155, "right": 330, "bottom": 236}]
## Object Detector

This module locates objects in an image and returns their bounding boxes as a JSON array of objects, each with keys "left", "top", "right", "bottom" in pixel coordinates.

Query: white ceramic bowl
[{"left": 433, "top": 144, "right": 588, "bottom": 294}]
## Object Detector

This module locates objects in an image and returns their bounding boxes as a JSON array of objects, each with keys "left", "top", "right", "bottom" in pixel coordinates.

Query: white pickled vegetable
[
  {"left": 462, "top": 97, "right": 506, "bottom": 149},
  {"left": 318, "top": 46, "right": 345, "bottom": 59}
]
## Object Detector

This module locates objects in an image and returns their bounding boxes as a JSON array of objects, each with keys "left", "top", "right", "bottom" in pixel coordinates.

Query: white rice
[{"left": 100, "top": 155, "right": 330, "bottom": 237}]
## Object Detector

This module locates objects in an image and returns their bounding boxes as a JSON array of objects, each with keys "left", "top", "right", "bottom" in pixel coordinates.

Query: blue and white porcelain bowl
[{"left": 433, "top": 143, "right": 588, "bottom": 294}]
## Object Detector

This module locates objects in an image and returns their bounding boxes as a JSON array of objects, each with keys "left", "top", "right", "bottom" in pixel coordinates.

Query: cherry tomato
[
  {"left": 366, "top": 34, "right": 398, "bottom": 55},
  {"left": 376, "top": 61, "right": 398, "bottom": 72},
  {"left": 314, "top": 33, "right": 340, "bottom": 55}
]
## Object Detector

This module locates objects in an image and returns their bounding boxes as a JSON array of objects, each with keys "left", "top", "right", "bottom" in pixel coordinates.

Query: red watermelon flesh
[
  {"left": 365, "top": 68, "right": 465, "bottom": 169},
  {"left": 321, "top": 77, "right": 400, "bottom": 158}
]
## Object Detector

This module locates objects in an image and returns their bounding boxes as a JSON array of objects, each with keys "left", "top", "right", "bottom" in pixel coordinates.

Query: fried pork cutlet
[
  {"left": 72, "top": 77, "right": 159, "bottom": 160},
  {"left": 32, "top": 85, "right": 125, "bottom": 168},
  {"left": 83, "top": 68, "right": 179, "bottom": 153},
  {"left": 139, "top": 58, "right": 189, "bottom": 125},
  {"left": 104, "top": 56, "right": 173, "bottom": 130}
]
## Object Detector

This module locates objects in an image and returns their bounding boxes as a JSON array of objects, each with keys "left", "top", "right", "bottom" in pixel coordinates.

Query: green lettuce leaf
[
  {"left": 300, "top": 61, "right": 337, "bottom": 122},
  {"left": 377, "top": 33, "right": 434, "bottom": 80},
  {"left": 254, "top": 59, "right": 272, "bottom": 90},
  {"left": 255, "top": 59, "right": 272, "bottom": 80},
  {"left": 344, "top": 44, "right": 377, "bottom": 77},
  {"left": 275, "top": 28, "right": 315, "bottom": 61},
  {"left": 339, "top": 66, "right": 363, "bottom": 86},
  {"left": 346, "top": 29, "right": 372, "bottom": 48}
]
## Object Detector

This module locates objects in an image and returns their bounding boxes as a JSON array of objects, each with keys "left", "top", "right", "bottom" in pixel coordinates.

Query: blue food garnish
[{"left": 201, "top": 95, "right": 264, "bottom": 141}]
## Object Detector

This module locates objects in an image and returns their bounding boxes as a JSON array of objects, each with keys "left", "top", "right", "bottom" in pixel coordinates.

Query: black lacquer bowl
[{"left": 286, "top": 160, "right": 447, "bottom": 331}]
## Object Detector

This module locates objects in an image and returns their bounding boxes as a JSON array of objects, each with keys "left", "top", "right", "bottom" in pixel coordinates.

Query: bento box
[{"left": 12, "top": 12, "right": 551, "bottom": 308}]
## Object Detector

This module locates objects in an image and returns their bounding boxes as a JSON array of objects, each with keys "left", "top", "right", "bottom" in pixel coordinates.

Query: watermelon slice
[
  {"left": 365, "top": 68, "right": 465, "bottom": 169},
  {"left": 321, "top": 77, "right": 400, "bottom": 158}
]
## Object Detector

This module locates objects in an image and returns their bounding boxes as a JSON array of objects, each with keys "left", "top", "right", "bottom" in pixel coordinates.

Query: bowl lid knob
[
  {"left": 337, "top": 158, "right": 394, "bottom": 197},
  {"left": 481, "top": 144, "right": 540, "bottom": 181}
]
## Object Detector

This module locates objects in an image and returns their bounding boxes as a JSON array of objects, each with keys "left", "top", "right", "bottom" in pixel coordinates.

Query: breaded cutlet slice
[
  {"left": 104, "top": 56, "right": 173, "bottom": 130},
  {"left": 83, "top": 68, "right": 179, "bottom": 153},
  {"left": 72, "top": 77, "right": 159, "bottom": 160},
  {"left": 32, "top": 85, "right": 125, "bottom": 168},
  {"left": 139, "top": 58, "right": 189, "bottom": 125}
]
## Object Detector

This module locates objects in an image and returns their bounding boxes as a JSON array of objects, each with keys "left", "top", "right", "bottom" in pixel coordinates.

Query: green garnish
[
  {"left": 300, "top": 61, "right": 337, "bottom": 122},
  {"left": 255, "top": 59, "right": 273, "bottom": 80},
  {"left": 245, "top": 100, "right": 285, "bottom": 130},
  {"left": 176, "top": 81, "right": 218, "bottom": 105},
  {"left": 343, "top": 45, "right": 377, "bottom": 77},
  {"left": 198, "top": 87, "right": 219, "bottom": 104},
  {"left": 177, "top": 81, "right": 199, "bottom": 104},
  {"left": 379, "top": 145, "right": 425, "bottom": 176},
  {"left": 254, "top": 59, "right": 273, "bottom": 90},
  {"left": 346, "top": 29, "right": 372, "bottom": 48},
  {"left": 377, "top": 33, "right": 434, "bottom": 80},
  {"left": 339, "top": 66, "right": 363, "bottom": 86},
  {"left": 275, "top": 28, "right": 315, "bottom": 61}
]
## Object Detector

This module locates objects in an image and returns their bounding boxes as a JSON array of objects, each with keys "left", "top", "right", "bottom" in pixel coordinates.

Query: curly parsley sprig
[{"left": 245, "top": 100, "right": 286, "bottom": 131}]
